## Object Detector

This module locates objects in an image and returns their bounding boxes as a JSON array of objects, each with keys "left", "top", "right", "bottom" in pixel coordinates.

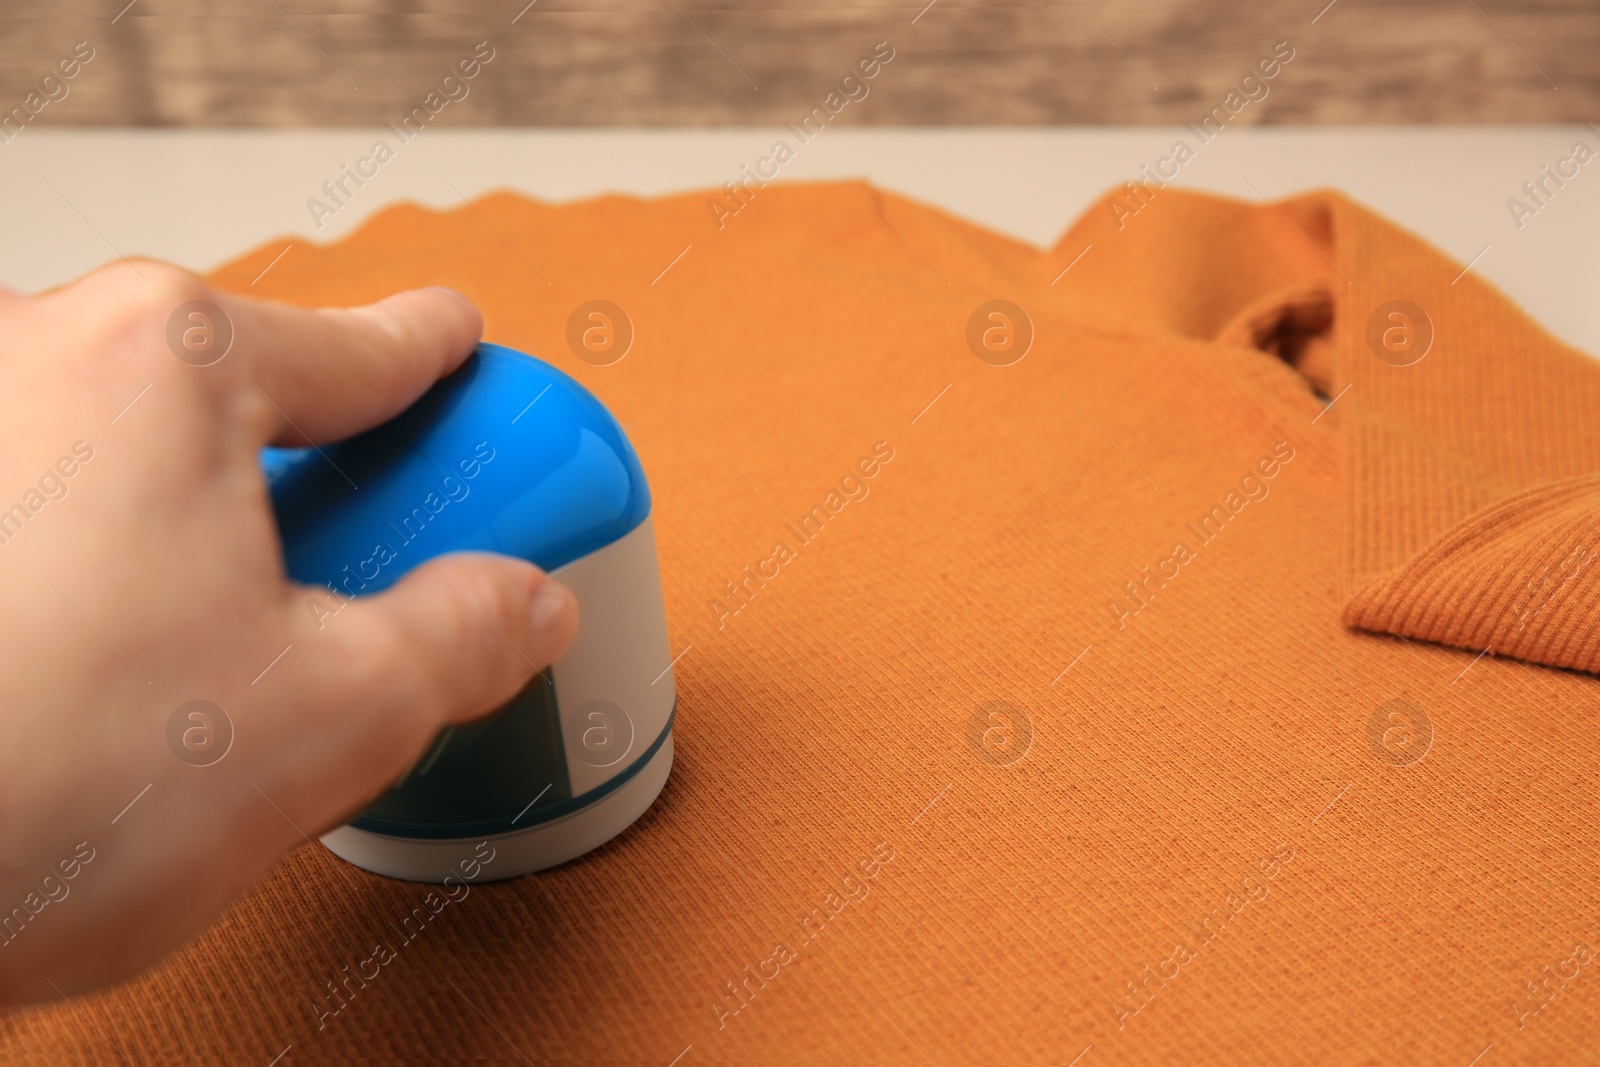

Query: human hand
[{"left": 0, "top": 263, "right": 578, "bottom": 1008}]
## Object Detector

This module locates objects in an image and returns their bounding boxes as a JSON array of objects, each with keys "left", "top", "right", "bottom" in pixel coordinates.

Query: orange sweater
[{"left": 6, "top": 184, "right": 1598, "bottom": 1065}]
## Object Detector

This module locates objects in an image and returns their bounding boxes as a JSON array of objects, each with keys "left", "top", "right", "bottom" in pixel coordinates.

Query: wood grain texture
[{"left": 0, "top": 1, "right": 1593, "bottom": 127}]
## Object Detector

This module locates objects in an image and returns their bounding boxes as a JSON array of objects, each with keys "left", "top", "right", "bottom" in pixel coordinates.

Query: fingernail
[
  {"left": 529, "top": 578, "right": 573, "bottom": 632},
  {"left": 425, "top": 285, "right": 467, "bottom": 300}
]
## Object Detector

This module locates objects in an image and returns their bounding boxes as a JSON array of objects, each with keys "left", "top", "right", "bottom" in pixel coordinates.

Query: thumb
[
  {"left": 258, "top": 553, "right": 577, "bottom": 839},
  {"left": 328, "top": 552, "right": 578, "bottom": 732}
]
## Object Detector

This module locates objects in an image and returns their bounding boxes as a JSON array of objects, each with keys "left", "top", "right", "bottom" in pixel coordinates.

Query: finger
[
  {"left": 218, "top": 287, "right": 483, "bottom": 446},
  {"left": 298, "top": 553, "right": 578, "bottom": 792}
]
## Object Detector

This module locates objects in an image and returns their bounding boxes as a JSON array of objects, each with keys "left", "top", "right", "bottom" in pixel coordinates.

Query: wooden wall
[{"left": 0, "top": 0, "right": 1594, "bottom": 126}]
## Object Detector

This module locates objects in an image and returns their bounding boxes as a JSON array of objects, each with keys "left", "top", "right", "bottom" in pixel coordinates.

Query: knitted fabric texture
[{"left": 4, "top": 185, "right": 1597, "bottom": 1065}]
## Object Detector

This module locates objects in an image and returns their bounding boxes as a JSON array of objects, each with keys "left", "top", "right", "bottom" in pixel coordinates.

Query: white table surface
[{"left": 3, "top": 128, "right": 1596, "bottom": 356}]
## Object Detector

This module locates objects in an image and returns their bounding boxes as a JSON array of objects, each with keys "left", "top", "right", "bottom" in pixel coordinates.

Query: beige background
[
  {"left": 0, "top": 0, "right": 1594, "bottom": 126},
  {"left": 4, "top": 128, "right": 1598, "bottom": 356}
]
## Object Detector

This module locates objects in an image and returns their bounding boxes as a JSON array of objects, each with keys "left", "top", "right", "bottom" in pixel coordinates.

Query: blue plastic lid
[{"left": 266, "top": 342, "right": 651, "bottom": 594}]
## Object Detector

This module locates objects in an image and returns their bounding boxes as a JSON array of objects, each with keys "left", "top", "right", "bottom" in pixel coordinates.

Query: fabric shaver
[{"left": 265, "top": 342, "right": 676, "bottom": 882}]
